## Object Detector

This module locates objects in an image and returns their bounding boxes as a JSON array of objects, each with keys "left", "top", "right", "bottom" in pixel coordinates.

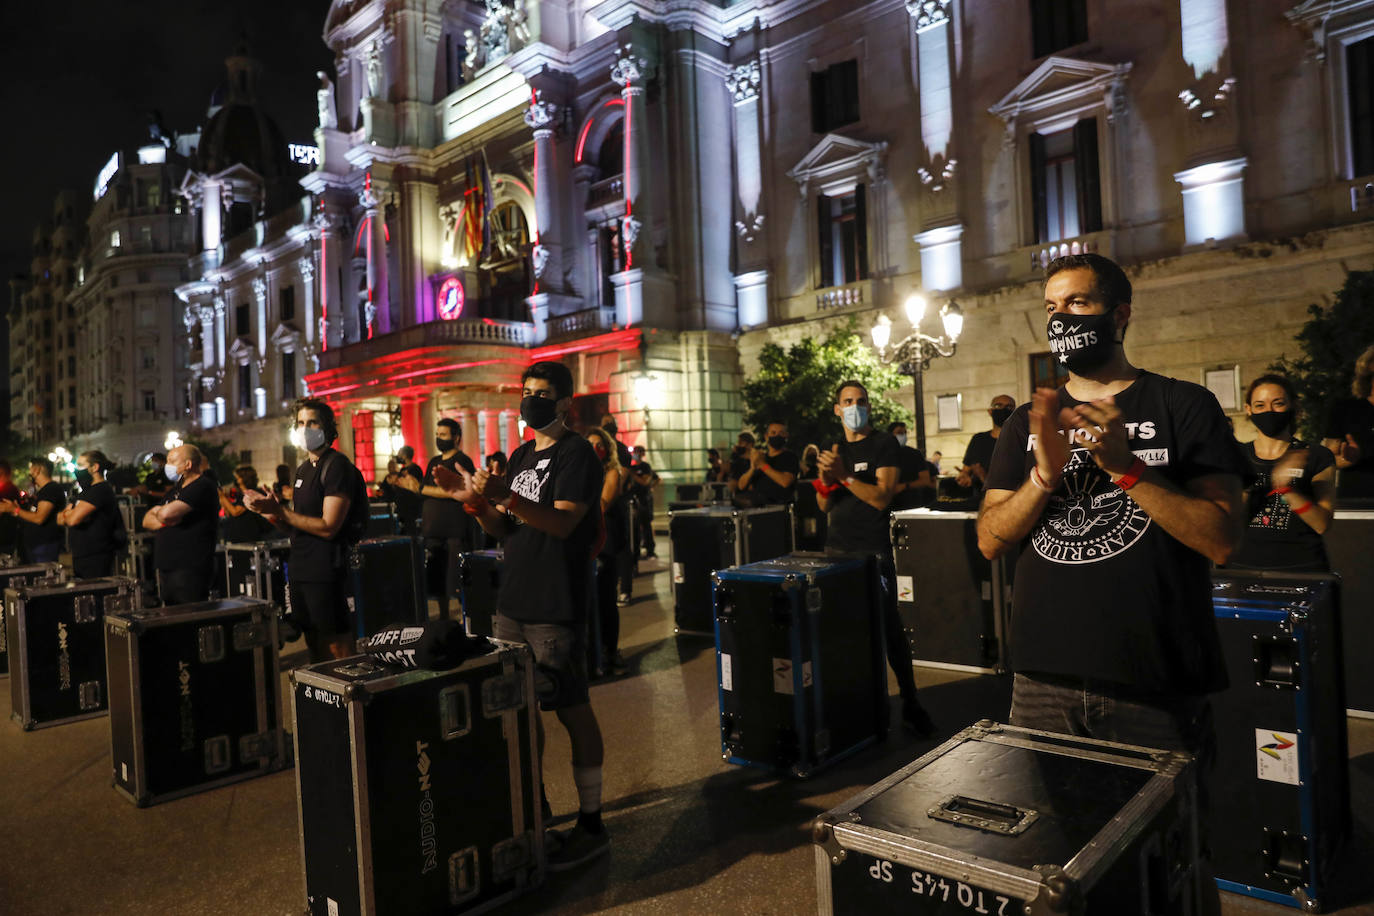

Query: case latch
[
  {"left": 239, "top": 730, "right": 278, "bottom": 762},
  {"left": 104, "top": 591, "right": 135, "bottom": 615},
  {"left": 78, "top": 680, "right": 102, "bottom": 710},
  {"left": 492, "top": 832, "right": 533, "bottom": 882},
  {"left": 231, "top": 620, "right": 271, "bottom": 651},
  {"left": 73, "top": 594, "right": 98, "bottom": 623},
  {"left": 198, "top": 625, "right": 226, "bottom": 663},
  {"left": 439, "top": 683, "right": 472, "bottom": 739},
  {"left": 481, "top": 672, "right": 526, "bottom": 716},
  {"left": 448, "top": 846, "right": 480, "bottom": 906}
]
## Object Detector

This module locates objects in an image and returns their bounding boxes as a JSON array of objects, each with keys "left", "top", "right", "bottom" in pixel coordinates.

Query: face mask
[
  {"left": 165, "top": 464, "right": 182, "bottom": 483},
  {"left": 768, "top": 436, "right": 787, "bottom": 450},
  {"left": 990, "top": 407, "right": 1014, "bottom": 427},
  {"left": 520, "top": 395, "right": 559, "bottom": 431},
  {"left": 74, "top": 468, "right": 93, "bottom": 488},
  {"left": 300, "top": 426, "right": 328, "bottom": 452},
  {"left": 1047, "top": 309, "right": 1118, "bottom": 373},
  {"left": 841, "top": 404, "right": 869, "bottom": 431},
  {"left": 1250, "top": 410, "right": 1294, "bottom": 439},
  {"left": 894, "top": 434, "right": 907, "bottom": 448},
  {"left": 435, "top": 437, "right": 454, "bottom": 454}
]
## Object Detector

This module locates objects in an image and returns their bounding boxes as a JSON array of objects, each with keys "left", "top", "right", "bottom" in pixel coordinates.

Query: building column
[
  {"left": 213, "top": 297, "right": 227, "bottom": 370},
  {"left": 313, "top": 210, "right": 344, "bottom": 349},
  {"left": 525, "top": 91, "right": 561, "bottom": 293},
  {"left": 727, "top": 59, "right": 768, "bottom": 328},
  {"left": 402, "top": 394, "right": 427, "bottom": 466},
  {"left": 478, "top": 408, "right": 499, "bottom": 461},
  {"left": 201, "top": 180, "right": 222, "bottom": 251},
  {"left": 611, "top": 46, "right": 650, "bottom": 274},
  {"left": 500, "top": 408, "right": 520, "bottom": 456},
  {"left": 360, "top": 175, "right": 391, "bottom": 337},
  {"left": 455, "top": 408, "right": 478, "bottom": 467}
]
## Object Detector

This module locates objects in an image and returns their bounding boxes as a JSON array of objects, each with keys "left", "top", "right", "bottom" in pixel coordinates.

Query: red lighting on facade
[{"left": 574, "top": 99, "right": 625, "bottom": 164}]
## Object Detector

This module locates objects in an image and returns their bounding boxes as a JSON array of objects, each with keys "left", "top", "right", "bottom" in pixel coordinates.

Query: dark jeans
[
  {"left": 159, "top": 565, "right": 212, "bottom": 606},
  {"left": 635, "top": 497, "right": 655, "bottom": 556},
  {"left": 73, "top": 552, "right": 114, "bottom": 579},
  {"left": 424, "top": 536, "right": 465, "bottom": 618},
  {"left": 875, "top": 553, "right": 919, "bottom": 704},
  {"left": 596, "top": 554, "right": 620, "bottom": 655},
  {"left": 1009, "top": 672, "right": 1221, "bottom": 916}
]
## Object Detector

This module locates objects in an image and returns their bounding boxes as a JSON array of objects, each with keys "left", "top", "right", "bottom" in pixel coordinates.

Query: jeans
[{"left": 493, "top": 613, "right": 590, "bottom": 710}]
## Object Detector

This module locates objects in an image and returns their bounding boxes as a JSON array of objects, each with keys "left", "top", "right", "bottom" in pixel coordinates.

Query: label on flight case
[
  {"left": 896, "top": 575, "right": 914, "bottom": 603},
  {"left": 720, "top": 653, "right": 733, "bottom": 691},
  {"left": 865, "top": 857, "right": 1015, "bottom": 914},
  {"left": 1255, "top": 729, "right": 1300, "bottom": 785}
]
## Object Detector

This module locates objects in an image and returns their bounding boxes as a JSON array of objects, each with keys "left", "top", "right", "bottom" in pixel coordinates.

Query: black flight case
[
  {"left": 891, "top": 508, "right": 1010, "bottom": 674},
  {"left": 104, "top": 597, "right": 290, "bottom": 806},
  {"left": 814, "top": 720, "right": 1204, "bottom": 915},
  {"left": 6, "top": 577, "right": 138, "bottom": 729},
  {"left": 291, "top": 641, "right": 543, "bottom": 915},
  {"left": 0, "top": 561, "right": 64, "bottom": 676},
  {"left": 1325, "top": 509, "right": 1374, "bottom": 717},
  {"left": 712, "top": 553, "right": 886, "bottom": 778},
  {"left": 224, "top": 539, "right": 291, "bottom": 615},
  {"left": 669, "top": 504, "right": 793, "bottom": 635},
  {"left": 457, "top": 549, "right": 503, "bottom": 639},
  {"left": 1209, "top": 570, "right": 1349, "bottom": 910},
  {"left": 348, "top": 535, "right": 426, "bottom": 640}
]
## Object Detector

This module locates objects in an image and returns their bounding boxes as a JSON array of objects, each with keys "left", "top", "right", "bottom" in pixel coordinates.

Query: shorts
[
  {"left": 288, "top": 579, "right": 352, "bottom": 639},
  {"left": 492, "top": 613, "right": 589, "bottom": 711}
]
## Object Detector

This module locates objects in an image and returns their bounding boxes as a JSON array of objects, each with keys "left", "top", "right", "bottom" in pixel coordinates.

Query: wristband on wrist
[
  {"left": 1115, "top": 456, "right": 1147, "bottom": 491},
  {"left": 1030, "top": 466, "right": 1059, "bottom": 493},
  {"left": 501, "top": 491, "right": 522, "bottom": 513},
  {"left": 811, "top": 478, "right": 841, "bottom": 497},
  {"left": 463, "top": 496, "right": 489, "bottom": 516},
  {"left": 1270, "top": 485, "right": 1293, "bottom": 496},
  {"left": 1294, "top": 501, "right": 1314, "bottom": 515}
]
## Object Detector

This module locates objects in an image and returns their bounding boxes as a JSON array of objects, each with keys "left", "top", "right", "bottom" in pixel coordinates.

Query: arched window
[
  {"left": 598, "top": 121, "right": 624, "bottom": 177},
  {"left": 477, "top": 200, "right": 531, "bottom": 322}
]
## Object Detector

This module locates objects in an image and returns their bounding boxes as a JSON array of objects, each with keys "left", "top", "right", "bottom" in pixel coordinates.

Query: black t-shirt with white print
[
  {"left": 1227, "top": 440, "right": 1333, "bottom": 571},
  {"left": 498, "top": 431, "right": 603, "bottom": 624},
  {"left": 984, "top": 372, "right": 1248, "bottom": 696},
  {"left": 825, "top": 430, "right": 901, "bottom": 554}
]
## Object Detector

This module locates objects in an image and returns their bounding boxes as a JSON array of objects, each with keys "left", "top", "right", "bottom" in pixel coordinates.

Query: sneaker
[
  {"left": 606, "top": 650, "right": 628, "bottom": 677},
  {"left": 616, "top": 593, "right": 631, "bottom": 607},
  {"left": 902, "top": 699, "right": 937, "bottom": 738},
  {"left": 546, "top": 823, "right": 610, "bottom": 871}
]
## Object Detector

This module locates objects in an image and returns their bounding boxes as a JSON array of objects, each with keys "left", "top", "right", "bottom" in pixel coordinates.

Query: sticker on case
[
  {"left": 720, "top": 653, "right": 733, "bottom": 691},
  {"left": 773, "top": 658, "right": 793, "bottom": 694},
  {"left": 896, "top": 575, "right": 914, "bottom": 603},
  {"left": 1255, "top": 729, "right": 1299, "bottom": 785}
]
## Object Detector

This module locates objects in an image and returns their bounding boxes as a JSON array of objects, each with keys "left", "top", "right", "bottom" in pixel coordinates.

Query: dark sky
[{"left": 1, "top": 0, "right": 335, "bottom": 290}]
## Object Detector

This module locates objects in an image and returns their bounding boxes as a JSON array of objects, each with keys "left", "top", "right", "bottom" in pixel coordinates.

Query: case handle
[
  {"left": 1252, "top": 635, "right": 1301, "bottom": 690},
  {"left": 439, "top": 683, "right": 471, "bottom": 739},
  {"left": 927, "top": 794, "right": 1039, "bottom": 835}
]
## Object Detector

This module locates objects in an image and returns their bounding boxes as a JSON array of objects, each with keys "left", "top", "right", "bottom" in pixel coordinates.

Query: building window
[
  {"left": 1030, "top": 351, "right": 1071, "bottom": 391},
  {"left": 140, "top": 346, "right": 156, "bottom": 369},
  {"left": 57, "top": 391, "right": 63, "bottom": 410},
  {"left": 142, "top": 390, "right": 156, "bottom": 413},
  {"left": 1030, "top": 0, "right": 1088, "bottom": 59},
  {"left": 282, "top": 351, "right": 297, "bottom": 399},
  {"left": 240, "top": 449, "right": 253, "bottom": 466},
  {"left": 67, "top": 356, "right": 75, "bottom": 377},
  {"left": 280, "top": 284, "right": 296, "bottom": 322},
  {"left": 238, "top": 364, "right": 253, "bottom": 410},
  {"left": 811, "top": 60, "right": 860, "bottom": 133},
  {"left": 139, "top": 226, "right": 153, "bottom": 247},
  {"left": 110, "top": 229, "right": 121, "bottom": 248},
  {"left": 597, "top": 221, "right": 624, "bottom": 310},
  {"left": 146, "top": 183, "right": 161, "bottom": 208},
  {"left": 1349, "top": 35, "right": 1374, "bottom": 177},
  {"left": 139, "top": 305, "right": 156, "bottom": 327},
  {"left": 69, "top": 385, "right": 75, "bottom": 409},
  {"left": 816, "top": 187, "right": 868, "bottom": 289},
  {"left": 235, "top": 302, "right": 250, "bottom": 337},
  {"left": 1029, "top": 119, "right": 1101, "bottom": 244}
]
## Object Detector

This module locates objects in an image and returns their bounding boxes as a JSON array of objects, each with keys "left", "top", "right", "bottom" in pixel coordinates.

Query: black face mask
[
  {"left": 1250, "top": 410, "right": 1294, "bottom": 439},
  {"left": 520, "top": 395, "right": 559, "bottom": 431},
  {"left": 435, "top": 437, "right": 455, "bottom": 454},
  {"left": 768, "top": 436, "right": 787, "bottom": 450},
  {"left": 74, "top": 468, "right": 93, "bottom": 488},
  {"left": 990, "top": 407, "right": 1014, "bottom": 427},
  {"left": 1047, "top": 309, "right": 1118, "bottom": 373}
]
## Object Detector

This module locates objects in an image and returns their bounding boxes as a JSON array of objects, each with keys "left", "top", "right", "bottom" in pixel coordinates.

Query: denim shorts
[{"left": 492, "top": 614, "right": 590, "bottom": 711}]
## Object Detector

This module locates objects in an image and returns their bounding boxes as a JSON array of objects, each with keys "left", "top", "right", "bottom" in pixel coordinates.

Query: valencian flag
[{"left": 460, "top": 150, "right": 495, "bottom": 264}]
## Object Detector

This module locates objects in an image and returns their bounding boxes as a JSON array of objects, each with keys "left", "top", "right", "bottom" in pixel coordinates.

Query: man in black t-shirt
[
  {"left": 418, "top": 418, "right": 477, "bottom": 619},
  {"left": 1322, "top": 343, "right": 1374, "bottom": 500},
  {"left": 246, "top": 398, "right": 368, "bottom": 663},
  {"left": 816, "top": 380, "right": 935, "bottom": 737},
  {"left": 436, "top": 360, "right": 609, "bottom": 872},
  {"left": 887, "top": 421, "right": 936, "bottom": 510},
  {"left": 726, "top": 432, "right": 755, "bottom": 496},
  {"left": 60, "top": 450, "right": 123, "bottom": 578},
  {"left": 956, "top": 395, "right": 1015, "bottom": 494},
  {"left": 738, "top": 422, "right": 800, "bottom": 506},
  {"left": 134, "top": 453, "right": 174, "bottom": 505},
  {"left": 1, "top": 457, "right": 66, "bottom": 564},
  {"left": 627, "top": 445, "right": 659, "bottom": 561},
  {"left": 143, "top": 444, "right": 220, "bottom": 605},
  {"left": 977, "top": 255, "right": 1245, "bottom": 913}
]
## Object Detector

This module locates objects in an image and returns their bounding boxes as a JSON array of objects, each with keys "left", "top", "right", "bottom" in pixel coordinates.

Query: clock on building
[{"left": 436, "top": 276, "right": 464, "bottom": 320}]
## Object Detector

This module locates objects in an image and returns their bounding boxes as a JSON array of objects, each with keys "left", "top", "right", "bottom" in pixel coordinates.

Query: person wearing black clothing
[
  {"left": 956, "top": 395, "right": 1015, "bottom": 494},
  {"left": 815, "top": 380, "right": 935, "bottom": 737},
  {"left": 219, "top": 465, "right": 275, "bottom": 542},
  {"left": 436, "top": 360, "right": 609, "bottom": 871},
  {"left": 726, "top": 432, "right": 755, "bottom": 495},
  {"left": 588, "top": 426, "right": 630, "bottom": 675},
  {"left": 272, "top": 464, "right": 293, "bottom": 504},
  {"left": 143, "top": 445, "right": 220, "bottom": 604},
  {"left": 600, "top": 414, "right": 634, "bottom": 472},
  {"left": 419, "top": 418, "right": 477, "bottom": 619},
  {"left": 977, "top": 254, "right": 1245, "bottom": 916},
  {"left": 60, "top": 450, "right": 124, "bottom": 578},
  {"left": 887, "top": 421, "right": 936, "bottom": 510},
  {"left": 1322, "top": 343, "right": 1374, "bottom": 499},
  {"left": 1228, "top": 375, "right": 1335, "bottom": 571},
  {"left": 245, "top": 398, "right": 368, "bottom": 663},
  {"left": 0, "top": 457, "right": 66, "bottom": 564},
  {"left": 705, "top": 448, "right": 728, "bottom": 484},
  {"left": 627, "top": 445, "right": 658, "bottom": 561},
  {"left": 601, "top": 416, "right": 637, "bottom": 601},
  {"left": 737, "top": 422, "right": 800, "bottom": 505},
  {"left": 136, "top": 453, "right": 174, "bottom": 505}
]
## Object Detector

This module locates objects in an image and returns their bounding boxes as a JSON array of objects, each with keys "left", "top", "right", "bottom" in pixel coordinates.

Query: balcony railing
[
  {"left": 1029, "top": 236, "right": 1100, "bottom": 271},
  {"left": 316, "top": 316, "right": 534, "bottom": 370},
  {"left": 587, "top": 176, "right": 624, "bottom": 210},
  {"left": 816, "top": 281, "right": 866, "bottom": 311},
  {"left": 546, "top": 307, "right": 615, "bottom": 339}
]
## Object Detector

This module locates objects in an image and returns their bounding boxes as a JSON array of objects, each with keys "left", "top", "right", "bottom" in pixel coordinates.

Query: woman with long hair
[
  {"left": 586, "top": 426, "right": 629, "bottom": 677},
  {"left": 1229, "top": 374, "right": 1336, "bottom": 571}
]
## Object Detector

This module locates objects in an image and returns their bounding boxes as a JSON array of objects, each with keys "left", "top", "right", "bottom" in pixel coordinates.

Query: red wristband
[
  {"left": 1294, "top": 501, "right": 1313, "bottom": 515},
  {"left": 1270, "top": 486, "right": 1293, "bottom": 496},
  {"left": 1114, "top": 456, "right": 1147, "bottom": 491},
  {"left": 811, "top": 478, "right": 841, "bottom": 497},
  {"left": 463, "top": 496, "right": 489, "bottom": 516}
]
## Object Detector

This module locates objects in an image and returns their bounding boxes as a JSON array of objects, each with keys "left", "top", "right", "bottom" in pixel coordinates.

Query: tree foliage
[
  {"left": 1268, "top": 271, "right": 1374, "bottom": 442},
  {"left": 741, "top": 319, "right": 913, "bottom": 452},
  {"left": 185, "top": 436, "right": 244, "bottom": 484}
]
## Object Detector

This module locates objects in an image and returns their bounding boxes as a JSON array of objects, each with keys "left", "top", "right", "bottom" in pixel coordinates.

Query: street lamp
[{"left": 870, "top": 294, "right": 964, "bottom": 454}]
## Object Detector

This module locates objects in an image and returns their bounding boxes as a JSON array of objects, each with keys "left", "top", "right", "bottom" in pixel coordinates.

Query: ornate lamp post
[{"left": 870, "top": 294, "right": 964, "bottom": 454}]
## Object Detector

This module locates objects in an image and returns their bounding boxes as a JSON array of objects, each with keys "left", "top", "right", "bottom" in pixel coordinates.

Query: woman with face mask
[
  {"left": 1226, "top": 375, "right": 1336, "bottom": 572},
  {"left": 586, "top": 427, "right": 629, "bottom": 677},
  {"left": 58, "top": 450, "right": 124, "bottom": 578}
]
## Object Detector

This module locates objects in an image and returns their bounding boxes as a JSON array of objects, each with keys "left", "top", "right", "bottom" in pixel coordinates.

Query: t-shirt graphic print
[{"left": 1029, "top": 430, "right": 1153, "bottom": 565}]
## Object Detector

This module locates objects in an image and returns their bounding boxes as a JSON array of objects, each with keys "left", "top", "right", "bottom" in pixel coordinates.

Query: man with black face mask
[
  {"left": 737, "top": 421, "right": 799, "bottom": 506},
  {"left": 977, "top": 253, "right": 1247, "bottom": 916},
  {"left": 957, "top": 395, "right": 1015, "bottom": 493},
  {"left": 419, "top": 418, "right": 477, "bottom": 620}
]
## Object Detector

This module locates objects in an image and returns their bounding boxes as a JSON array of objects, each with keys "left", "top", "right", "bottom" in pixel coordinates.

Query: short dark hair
[
  {"left": 1245, "top": 373, "right": 1298, "bottom": 409},
  {"left": 275, "top": 463, "right": 291, "bottom": 483},
  {"left": 887, "top": 421, "right": 907, "bottom": 434},
  {"left": 738, "top": 431, "right": 755, "bottom": 446},
  {"left": 292, "top": 397, "right": 338, "bottom": 444},
  {"left": 81, "top": 450, "right": 113, "bottom": 475},
  {"left": 30, "top": 456, "right": 53, "bottom": 476},
  {"left": 150, "top": 452, "right": 167, "bottom": 462},
  {"left": 436, "top": 418, "right": 461, "bottom": 438},
  {"left": 487, "top": 450, "right": 507, "bottom": 466},
  {"left": 522, "top": 360, "right": 574, "bottom": 400},
  {"left": 234, "top": 464, "right": 260, "bottom": 489},
  {"left": 835, "top": 378, "right": 868, "bottom": 401},
  {"left": 707, "top": 448, "right": 721, "bottom": 459},
  {"left": 396, "top": 445, "right": 415, "bottom": 461},
  {"left": 1045, "top": 252, "right": 1132, "bottom": 310}
]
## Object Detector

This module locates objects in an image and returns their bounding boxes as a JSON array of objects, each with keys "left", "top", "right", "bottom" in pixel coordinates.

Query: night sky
[{"left": 1, "top": 0, "right": 335, "bottom": 312}]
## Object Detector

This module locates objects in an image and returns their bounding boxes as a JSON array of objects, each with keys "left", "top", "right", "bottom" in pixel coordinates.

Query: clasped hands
[
  {"left": 1030, "top": 389, "right": 1136, "bottom": 486},
  {"left": 815, "top": 444, "right": 849, "bottom": 486},
  {"left": 433, "top": 464, "right": 511, "bottom": 506}
]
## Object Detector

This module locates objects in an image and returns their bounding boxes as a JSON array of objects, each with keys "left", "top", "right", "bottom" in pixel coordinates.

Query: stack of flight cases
[
  {"left": 348, "top": 535, "right": 426, "bottom": 640},
  {"left": 0, "top": 561, "right": 64, "bottom": 676},
  {"left": 712, "top": 553, "right": 886, "bottom": 778},
  {"left": 669, "top": 504, "right": 793, "bottom": 634},
  {"left": 291, "top": 641, "right": 543, "bottom": 915},
  {"left": 224, "top": 539, "right": 292, "bottom": 612},
  {"left": 793, "top": 483, "right": 828, "bottom": 552},
  {"left": 1326, "top": 508, "right": 1374, "bottom": 717},
  {"left": 457, "top": 549, "right": 502, "bottom": 638},
  {"left": 891, "top": 508, "right": 1011, "bottom": 674},
  {"left": 366, "top": 499, "right": 400, "bottom": 538},
  {"left": 7, "top": 577, "right": 138, "bottom": 729},
  {"left": 814, "top": 720, "right": 1204, "bottom": 915},
  {"left": 105, "top": 597, "right": 290, "bottom": 806},
  {"left": 1209, "top": 570, "right": 1350, "bottom": 910}
]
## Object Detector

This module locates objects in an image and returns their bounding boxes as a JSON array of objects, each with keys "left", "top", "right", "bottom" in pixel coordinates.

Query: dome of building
[{"left": 194, "top": 45, "right": 292, "bottom": 181}]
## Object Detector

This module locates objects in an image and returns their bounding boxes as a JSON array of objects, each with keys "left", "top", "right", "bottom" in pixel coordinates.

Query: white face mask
[
  {"left": 894, "top": 434, "right": 907, "bottom": 448},
  {"left": 165, "top": 464, "right": 182, "bottom": 483}
]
